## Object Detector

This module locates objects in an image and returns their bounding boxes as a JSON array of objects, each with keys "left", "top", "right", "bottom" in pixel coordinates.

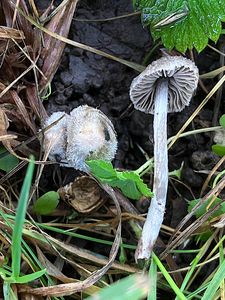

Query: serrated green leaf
[
  {"left": 33, "top": 191, "right": 59, "bottom": 215},
  {"left": 219, "top": 115, "right": 225, "bottom": 128},
  {"left": 135, "top": 0, "right": 225, "bottom": 52},
  {"left": 87, "top": 160, "right": 153, "bottom": 200},
  {"left": 212, "top": 144, "right": 225, "bottom": 156},
  {"left": 86, "top": 160, "right": 117, "bottom": 180},
  {"left": 116, "top": 172, "right": 143, "bottom": 200},
  {"left": 0, "top": 147, "right": 19, "bottom": 173}
]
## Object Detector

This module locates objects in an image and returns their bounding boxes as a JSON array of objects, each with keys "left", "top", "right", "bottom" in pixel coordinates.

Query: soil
[{"left": 3, "top": 0, "right": 225, "bottom": 298}]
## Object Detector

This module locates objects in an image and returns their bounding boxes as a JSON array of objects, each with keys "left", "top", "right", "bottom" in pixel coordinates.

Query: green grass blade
[
  {"left": 86, "top": 274, "right": 149, "bottom": 300},
  {"left": 202, "top": 260, "right": 225, "bottom": 300},
  {"left": 39, "top": 223, "right": 136, "bottom": 250},
  {"left": 11, "top": 158, "right": 35, "bottom": 278},
  {"left": 152, "top": 253, "right": 187, "bottom": 300},
  {"left": 148, "top": 256, "right": 157, "bottom": 300},
  {"left": 15, "top": 269, "right": 46, "bottom": 283}
]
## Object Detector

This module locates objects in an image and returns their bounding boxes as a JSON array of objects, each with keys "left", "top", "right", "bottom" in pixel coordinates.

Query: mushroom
[
  {"left": 129, "top": 55, "right": 199, "bottom": 260},
  {"left": 43, "top": 105, "right": 117, "bottom": 172}
]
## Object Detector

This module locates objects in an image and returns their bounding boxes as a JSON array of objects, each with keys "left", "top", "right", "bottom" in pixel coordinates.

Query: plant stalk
[{"left": 135, "top": 79, "right": 169, "bottom": 260}]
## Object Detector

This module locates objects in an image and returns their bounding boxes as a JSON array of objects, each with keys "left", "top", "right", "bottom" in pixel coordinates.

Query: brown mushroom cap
[{"left": 130, "top": 56, "right": 199, "bottom": 114}]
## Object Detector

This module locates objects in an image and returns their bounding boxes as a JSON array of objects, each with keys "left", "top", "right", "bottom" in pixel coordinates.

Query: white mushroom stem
[{"left": 135, "top": 79, "right": 169, "bottom": 260}]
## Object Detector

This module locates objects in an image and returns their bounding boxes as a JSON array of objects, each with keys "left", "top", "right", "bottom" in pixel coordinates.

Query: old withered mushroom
[
  {"left": 43, "top": 105, "right": 117, "bottom": 172},
  {"left": 130, "top": 55, "right": 199, "bottom": 260}
]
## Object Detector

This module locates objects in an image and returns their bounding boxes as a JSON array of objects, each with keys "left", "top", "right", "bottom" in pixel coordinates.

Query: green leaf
[
  {"left": 11, "top": 157, "right": 35, "bottom": 278},
  {"left": 188, "top": 197, "right": 225, "bottom": 219},
  {"left": 219, "top": 114, "right": 225, "bottom": 128},
  {"left": 135, "top": 0, "right": 225, "bottom": 52},
  {"left": 86, "top": 160, "right": 117, "bottom": 180},
  {"left": 0, "top": 147, "right": 19, "bottom": 172},
  {"left": 212, "top": 144, "right": 225, "bottom": 156},
  {"left": 33, "top": 191, "right": 59, "bottom": 215},
  {"left": 86, "top": 160, "right": 153, "bottom": 200}
]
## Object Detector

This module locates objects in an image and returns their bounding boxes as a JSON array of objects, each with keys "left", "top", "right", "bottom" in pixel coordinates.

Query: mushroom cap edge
[{"left": 129, "top": 55, "right": 199, "bottom": 114}]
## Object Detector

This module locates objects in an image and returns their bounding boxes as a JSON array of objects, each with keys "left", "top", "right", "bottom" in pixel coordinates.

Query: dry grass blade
[
  {"left": 0, "top": 160, "right": 27, "bottom": 185},
  {"left": 160, "top": 206, "right": 221, "bottom": 261},
  {"left": 11, "top": 37, "right": 46, "bottom": 79},
  {"left": 36, "top": 246, "right": 101, "bottom": 295},
  {"left": 73, "top": 11, "right": 140, "bottom": 22},
  {"left": 4, "top": 0, "right": 35, "bottom": 43},
  {"left": 0, "top": 1, "right": 48, "bottom": 124},
  {"left": 33, "top": 232, "right": 137, "bottom": 273},
  {"left": 0, "top": 111, "right": 56, "bottom": 165},
  {"left": 200, "top": 66, "right": 225, "bottom": 79},
  {"left": 39, "top": 0, "right": 78, "bottom": 91},
  {"left": 0, "top": 64, "right": 33, "bottom": 99},
  {"left": 26, "top": 86, "right": 48, "bottom": 120},
  {"left": 0, "top": 134, "right": 17, "bottom": 141},
  {"left": 160, "top": 175, "right": 225, "bottom": 259},
  {"left": 200, "top": 155, "right": 225, "bottom": 196},
  {"left": 13, "top": 4, "right": 145, "bottom": 73},
  {"left": 0, "top": 26, "right": 24, "bottom": 39},
  {"left": 168, "top": 73, "right": 225, "bottom": 150},
  {"left": 10, "top": 90, "right": 36, "bottom": 134},
  {"left": 19, "top": 185, "right": 122, "bottom": 297}
]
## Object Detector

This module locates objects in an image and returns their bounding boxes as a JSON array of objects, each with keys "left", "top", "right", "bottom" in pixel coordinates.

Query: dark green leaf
[
  {"left": 212, "top": 144, "right": 225, "bottom": 156},
  {"left": 135, "top": 0, "right": 225, "bottom": 52},
  {"left": 87, "top": 160, "right": 153, "bottom": 200},
  {"left": 188, "top": 197, "right": 225, "bottom": 219},
  {"left": 219, "top": 115, "right": 225, "bottom": 128},
  {"left": 33, "top": 191, "right": 59, "bottom": 215},
  {"left": 0, "top": 147, "right": 19, "bottom": 172}
]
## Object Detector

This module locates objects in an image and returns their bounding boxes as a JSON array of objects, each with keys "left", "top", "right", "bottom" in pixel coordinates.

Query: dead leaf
[{"left": 58, "top": 176, "right": 108, "bottom": 213}]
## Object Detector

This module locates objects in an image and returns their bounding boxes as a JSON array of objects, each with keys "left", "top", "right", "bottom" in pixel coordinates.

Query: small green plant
[
  {"left": 0, "top": 158, "right": 46, "bottom": 299},
  {"left": 33, "top": 191, "right": 59, "bottom": 215},
  {"left": 188, "top": 197, "right": 225, "bottom": 219},
  {"left": 86, "top": 160, "right": 153, "bottom": 200},
  {"left": 133, "top": 0, "right": 225, "bottom": 52}
]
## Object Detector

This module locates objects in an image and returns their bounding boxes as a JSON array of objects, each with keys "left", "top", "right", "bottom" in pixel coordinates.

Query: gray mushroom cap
[{"left": 130, "top": 56, "right": 199, "bottom": 114}]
